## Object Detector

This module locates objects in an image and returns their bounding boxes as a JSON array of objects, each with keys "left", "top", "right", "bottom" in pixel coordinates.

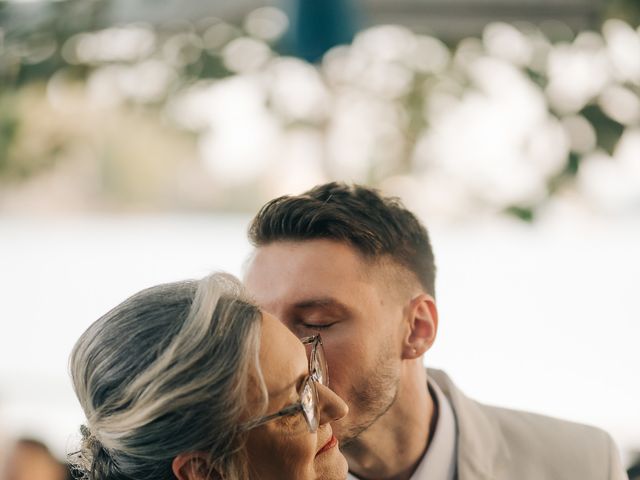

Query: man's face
[{"left": 244, "top": 239, "right": 408, "bottom": 443}]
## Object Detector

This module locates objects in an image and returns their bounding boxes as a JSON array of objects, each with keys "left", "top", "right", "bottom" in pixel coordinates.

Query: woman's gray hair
[{"left": 69, "top": 272, "right": 267, "bottom": 480}]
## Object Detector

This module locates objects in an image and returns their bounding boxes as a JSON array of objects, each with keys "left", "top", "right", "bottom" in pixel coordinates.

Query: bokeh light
[{"left": 2, "top": 4, "right": 640, "bottom": 469}]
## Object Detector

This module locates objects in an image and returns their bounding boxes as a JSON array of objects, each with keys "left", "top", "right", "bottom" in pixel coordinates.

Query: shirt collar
[
  {"left": 346, "top": 378, "right": 458, "bottom": 480},
  {"left": 410, "top": 378, "right": 458, "bottom": 480}
]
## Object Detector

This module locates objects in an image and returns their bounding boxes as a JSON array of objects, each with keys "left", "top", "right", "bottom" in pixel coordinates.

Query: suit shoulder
[
  {"left": 483, "top": 403, "right": 608, "bottom": 442},
  {"left": 480, "top": 403, "right": 618, "bottom": 478}
]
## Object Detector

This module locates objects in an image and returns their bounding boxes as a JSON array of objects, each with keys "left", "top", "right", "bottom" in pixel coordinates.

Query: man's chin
[
  {"left": 331, "top": 419, "right": 357, "bottom": 446},
  {"left": 332, "top": 417, "right": 373, "bottom": 448},
  {"left": 334, "top": 363, "right": 401, "bottom": 447}
]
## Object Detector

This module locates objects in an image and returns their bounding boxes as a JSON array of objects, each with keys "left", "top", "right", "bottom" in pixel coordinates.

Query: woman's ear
[
  {"left": 172, "top": 453, "right": 220, "bottom": 480},
  {"left": 402, "top": 293, "right": 438, "bottom": 359}
]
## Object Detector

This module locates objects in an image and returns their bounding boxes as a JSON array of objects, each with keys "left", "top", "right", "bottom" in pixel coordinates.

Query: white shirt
[{"left": 347, "top": 379, "right": 457, "bottom": 480}]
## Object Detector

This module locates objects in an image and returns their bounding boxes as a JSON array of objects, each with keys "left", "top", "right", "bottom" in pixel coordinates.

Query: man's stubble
[{"left": 337, "top": 335, "right": 401, "bottom": 448}]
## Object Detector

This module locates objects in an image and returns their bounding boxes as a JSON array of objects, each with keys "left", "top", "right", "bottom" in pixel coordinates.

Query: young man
[{"left": 243, "top": 182, "right": 627, "bottom": 480}]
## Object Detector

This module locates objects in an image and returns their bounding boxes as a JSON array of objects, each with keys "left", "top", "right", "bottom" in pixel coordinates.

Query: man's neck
[{"left": 343, "top": 362, "right": 435, "bottom": 480}]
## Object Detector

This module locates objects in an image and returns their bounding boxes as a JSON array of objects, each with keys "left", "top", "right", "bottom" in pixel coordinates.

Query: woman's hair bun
[{"left": 69, "top": 425, "right": 124, "bottom": 480}]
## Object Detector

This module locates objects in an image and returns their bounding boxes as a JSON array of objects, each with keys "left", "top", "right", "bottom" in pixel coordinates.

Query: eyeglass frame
[{"left": 241, "top": 335, "right": 328, "bottom": 433}]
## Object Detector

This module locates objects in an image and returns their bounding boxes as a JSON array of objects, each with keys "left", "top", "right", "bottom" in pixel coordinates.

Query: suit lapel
[{"left": 428, "top": 369, "right": 511, "bottom": 480}]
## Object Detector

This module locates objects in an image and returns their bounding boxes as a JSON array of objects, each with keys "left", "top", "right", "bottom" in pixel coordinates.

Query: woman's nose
[{"left": 317, "top": 383, "right": 348, "bottom": 424}]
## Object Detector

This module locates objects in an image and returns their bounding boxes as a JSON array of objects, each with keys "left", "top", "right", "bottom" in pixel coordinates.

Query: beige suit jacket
[{"left": 429, "top": 369, "right": 628, "bottom": 480}]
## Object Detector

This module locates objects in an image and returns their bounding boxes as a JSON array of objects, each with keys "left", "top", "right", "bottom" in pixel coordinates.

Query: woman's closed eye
[{"left": 279, "top": 410, "right": 305, "bottom": 431}]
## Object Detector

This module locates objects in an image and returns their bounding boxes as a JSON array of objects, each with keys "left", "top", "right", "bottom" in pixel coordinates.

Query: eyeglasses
[{"left": 242, "top": 335, "right": 328, "bottom": 433}]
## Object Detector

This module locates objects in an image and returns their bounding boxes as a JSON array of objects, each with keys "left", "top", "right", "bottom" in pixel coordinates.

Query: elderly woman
[{"left": 69, "top": 273, "right": 348, "bottom": 480}]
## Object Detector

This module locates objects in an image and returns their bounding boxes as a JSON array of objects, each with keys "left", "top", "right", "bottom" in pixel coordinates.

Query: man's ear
[
  {"left": 402, "top": 293, "right": 438, "bottom": 359},
  {"left": 172, "top": 452, "right": 220, "bottom": 480}
]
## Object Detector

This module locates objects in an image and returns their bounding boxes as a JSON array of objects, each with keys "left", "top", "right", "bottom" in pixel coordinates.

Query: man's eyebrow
[{"left": 292, "top": 297, "right": 351, "bottom": 314}]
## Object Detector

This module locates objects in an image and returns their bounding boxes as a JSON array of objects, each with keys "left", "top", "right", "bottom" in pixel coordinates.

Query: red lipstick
[{"left": 317, "top": 435, "right": 338, "bottom": 456}]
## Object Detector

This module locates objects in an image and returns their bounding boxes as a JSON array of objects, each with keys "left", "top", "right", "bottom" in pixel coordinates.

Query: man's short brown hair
[{"left": 248, "top": 182, "right": 436, "bottom": 296}]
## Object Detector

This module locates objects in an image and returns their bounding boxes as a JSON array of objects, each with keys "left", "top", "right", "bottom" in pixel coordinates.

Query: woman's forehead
[{"left": 259, "top": 311, "right": 307, "bottom": 397}]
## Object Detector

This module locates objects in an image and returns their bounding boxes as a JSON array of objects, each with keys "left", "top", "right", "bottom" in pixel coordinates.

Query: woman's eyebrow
[{"left": 269, "top": 364, "right": 308, "bottom": 399}]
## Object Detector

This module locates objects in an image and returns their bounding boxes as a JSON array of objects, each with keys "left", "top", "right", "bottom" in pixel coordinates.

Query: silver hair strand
[{"left": 69, "top": 272, "right": 268, "bottom": 480}]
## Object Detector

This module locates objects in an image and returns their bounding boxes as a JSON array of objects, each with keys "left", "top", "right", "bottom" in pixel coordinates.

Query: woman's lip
[{"left": 317, "top": 435, "right": 338, "bottom": 456}]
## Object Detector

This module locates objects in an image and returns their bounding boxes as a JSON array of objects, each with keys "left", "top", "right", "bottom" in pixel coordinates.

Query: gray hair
[{"left": 69, "top": 272, "right": 266, "bottom": 480}]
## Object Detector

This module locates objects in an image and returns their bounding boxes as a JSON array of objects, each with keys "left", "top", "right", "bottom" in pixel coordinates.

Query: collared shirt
[{"left": 347, "top": 379, "right": 457, "bottom": 480}]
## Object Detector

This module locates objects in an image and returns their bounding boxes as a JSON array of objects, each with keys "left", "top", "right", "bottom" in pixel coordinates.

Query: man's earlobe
[
  {"left": 172, "top": 453, "right": 220, "bottom": 480},
  {"left": 402, "top": 294, "right": 438, "bottom": 359}
]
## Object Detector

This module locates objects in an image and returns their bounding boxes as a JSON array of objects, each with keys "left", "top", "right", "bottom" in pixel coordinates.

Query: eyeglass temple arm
[{"left": 241, "top": 404, "right": 303, "bottom": 431}]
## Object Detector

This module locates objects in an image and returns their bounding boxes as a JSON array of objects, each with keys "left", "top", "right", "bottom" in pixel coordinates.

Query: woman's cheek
[
  {"left": 247, "top": 420, "right": 318, "bottom": 479},
  {"left": 279, "top": 432, "right": 318, "bottom": 479}
]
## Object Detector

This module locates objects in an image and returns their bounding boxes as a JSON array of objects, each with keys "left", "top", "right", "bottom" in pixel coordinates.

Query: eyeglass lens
[
  {"left": 301, "top": 377, "right": 319, "bottom": 432},
  {"left": 309, "top": 337, "right": 329, "bottom": 387}
]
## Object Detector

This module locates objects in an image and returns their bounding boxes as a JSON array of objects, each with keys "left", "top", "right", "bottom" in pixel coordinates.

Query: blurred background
[{"left": 1, "top": 0, "right": 640, "bottom": 477}]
